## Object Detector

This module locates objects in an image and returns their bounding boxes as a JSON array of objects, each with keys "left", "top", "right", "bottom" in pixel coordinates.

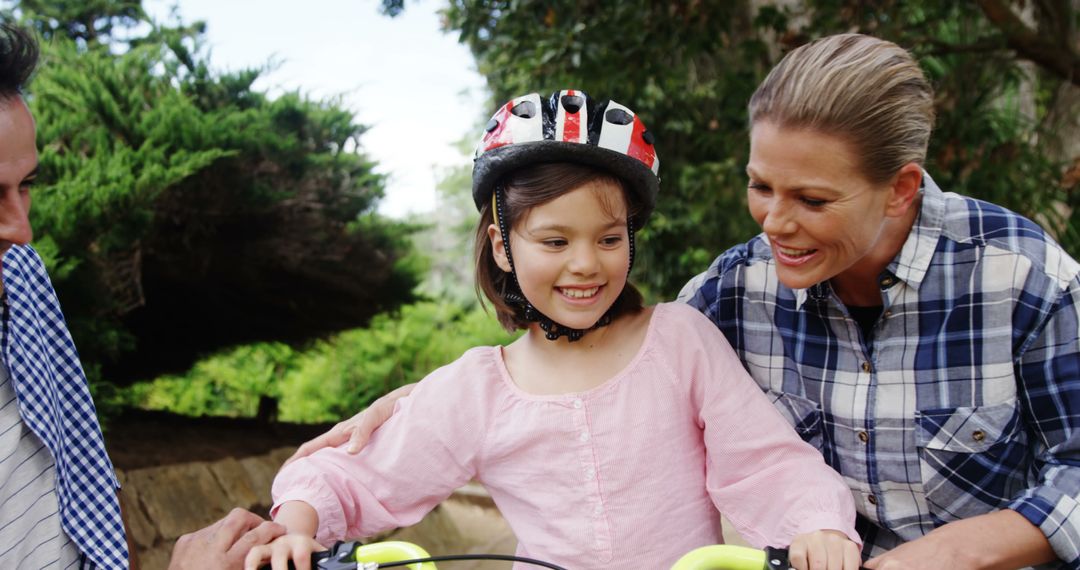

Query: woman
[{"left": 291, "top": 34, "right": 1077, "bottom": 569}]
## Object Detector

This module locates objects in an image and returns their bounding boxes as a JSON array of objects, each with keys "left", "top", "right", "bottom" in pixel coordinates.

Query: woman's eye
[
  {"left": 748, "top": 182, "right": 771, "bottom": 193},
  {"left": 801, "top": 197, "right": 827, "bottom": 207}
]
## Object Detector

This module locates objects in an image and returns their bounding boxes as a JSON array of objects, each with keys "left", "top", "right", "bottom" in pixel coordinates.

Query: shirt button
[
  {"left": 579, "top": 432, "right": 590, "bottom": 443},
  {"left": 972, "top": 430, "right": 986, "bottom": 442},
  {"left": 883, "top": 310, "right": 893, "bottom": 318},
  {"left": 867, "top": 494, "right": 878, "bottom": 505},
  {"left": 593, "top": 505, "right": 603, "bottom": 515},
  {"left": 585, "top": 467, "right": 595, "bottom": 479},
  {"left": 880, "top": 276, "right": 896, "bottom": 287},
  {"left": 573, "top": 399, "right": 583, "bottom": 409},
  {"left": 861, "top": 361, "right": 872, "bottom": 373},
  {"left": 857, "top": 431, "right": 869, "bottom": 444}
]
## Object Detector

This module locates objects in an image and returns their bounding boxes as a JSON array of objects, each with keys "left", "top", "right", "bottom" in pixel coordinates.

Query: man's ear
[
  {"left": 488, "top": 224, "right": 513, "bottom": 272},
  {"left": 885, "top": 162, "right": 923, "bottom": 218}
]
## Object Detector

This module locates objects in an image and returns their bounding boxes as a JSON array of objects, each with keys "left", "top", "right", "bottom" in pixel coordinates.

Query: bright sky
[{"left": 144, "top": 0, "right": 488, "bottom": 218}]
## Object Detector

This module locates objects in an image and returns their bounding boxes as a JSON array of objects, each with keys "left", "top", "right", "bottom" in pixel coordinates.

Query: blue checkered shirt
[
  {"left": 679, "top": 174, "right": 1080, "bottom": 568},
  {"left": 2, "top": 245, "right": 128, "bottom": 569}
]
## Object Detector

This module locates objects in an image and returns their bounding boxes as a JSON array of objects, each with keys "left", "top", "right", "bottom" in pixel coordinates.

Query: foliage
[
  {"left": 118, "top": 129, "right": 507, "bottom": 423},
  {"left": 428, "top": 0, "right": 1080, "bottom": 298},
  {"left": 4, "top": 1, "right": 421, "bottom": 387},
  {"left": 117, "top": 300, "right": 516, "bottom": 422}
]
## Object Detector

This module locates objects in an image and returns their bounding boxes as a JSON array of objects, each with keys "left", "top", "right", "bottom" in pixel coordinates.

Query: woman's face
[
  {"left": 490, "top": 179, "right": 630, "bottom": 331},
  {"left": 746, "top": 121, "right": 904, "bottom": 292}
]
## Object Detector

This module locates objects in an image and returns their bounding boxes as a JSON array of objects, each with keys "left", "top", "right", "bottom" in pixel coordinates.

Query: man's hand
[
  {"left": 168, "top": 508, "right": 286, "bottom": 570},
  {"left": 284, "top": 383, "right": 417, "bottom": 466}
]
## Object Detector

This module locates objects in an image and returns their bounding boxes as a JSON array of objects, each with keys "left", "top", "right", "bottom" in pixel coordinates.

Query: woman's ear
[
  {"left": 488, "top": 224, "right": 513, "bottom": 272},
  {"left": 885, "top": 162, "right": 923, "bottom": 218}
]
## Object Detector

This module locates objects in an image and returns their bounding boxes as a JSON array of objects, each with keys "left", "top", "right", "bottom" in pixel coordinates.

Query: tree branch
[{"left": 976, "top": 0, "right": 1080, "bottom": 86}]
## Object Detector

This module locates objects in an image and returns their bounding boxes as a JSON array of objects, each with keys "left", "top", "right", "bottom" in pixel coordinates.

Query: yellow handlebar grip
[
  {"left": 670, "top": 544, "right": 767, "bottom": 570},
  {"left": 353, "top": 541, "right": 438, "bottom": 570}
]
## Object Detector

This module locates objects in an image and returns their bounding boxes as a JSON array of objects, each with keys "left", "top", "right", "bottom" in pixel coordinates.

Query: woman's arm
[
  {"left": 284, "top": 383, "right": 418, "bottom": 465},
  {"left": 864, "top": 509, "right": 1054, "bottom": 569},
  {"left": 991, "top": 277, "right": 1080, "bottom": 567}
]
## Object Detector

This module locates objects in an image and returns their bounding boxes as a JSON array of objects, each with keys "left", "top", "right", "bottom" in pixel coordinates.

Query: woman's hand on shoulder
[
  {"left": 284, "top": 383, "right": 418, "bottom": 465},
  {"left": 243, "top": 532, "right": 326, "bottom": 570},
  {"left": 788, "top": 529, "right": 862, "bottom": 570}
]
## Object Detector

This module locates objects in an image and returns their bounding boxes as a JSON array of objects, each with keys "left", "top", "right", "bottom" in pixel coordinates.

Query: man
[{"left": 0, "top": 23, "right": 283, "bottom": 569}]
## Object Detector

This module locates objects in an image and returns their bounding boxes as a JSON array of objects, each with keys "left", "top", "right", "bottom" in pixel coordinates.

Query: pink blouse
[{"left": 272, "top": 303, "right": 858, "bottom": 568}]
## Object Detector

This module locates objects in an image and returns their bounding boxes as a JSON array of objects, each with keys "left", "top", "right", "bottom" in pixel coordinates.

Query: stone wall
[{"left": 117, "top": 447, "right": 517, "bottom": 570}]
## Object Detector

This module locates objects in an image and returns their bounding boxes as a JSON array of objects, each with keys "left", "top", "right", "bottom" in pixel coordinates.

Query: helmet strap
[{"left": 493, "top": 187, "right": 633, "bottom": 343}]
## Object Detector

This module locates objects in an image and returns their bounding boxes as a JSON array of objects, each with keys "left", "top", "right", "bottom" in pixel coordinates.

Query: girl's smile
[
  {"left": 490, "top": 179, "right": 630, "bottom": 333},
  {"left": 558, "top": 284, "right": 602, "bottom": 300}
]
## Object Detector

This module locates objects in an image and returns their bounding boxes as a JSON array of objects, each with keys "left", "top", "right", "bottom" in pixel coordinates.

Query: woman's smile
[{"left": 772, "top": 242, "right": 819, "bottom": 265}]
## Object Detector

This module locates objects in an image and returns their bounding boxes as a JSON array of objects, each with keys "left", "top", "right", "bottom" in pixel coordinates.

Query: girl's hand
[
  {"left": 788, "top": 529, "right": 862, "bottom": 570},
  {"left": 284, "top": 383, "right": 417, "bottom": 465},
  {"left": 243, "top": 533, "right": 326, "bottom": 570}
]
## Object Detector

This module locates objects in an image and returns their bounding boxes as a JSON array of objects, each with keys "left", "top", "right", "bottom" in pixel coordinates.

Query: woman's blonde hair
[{"left": 749, "top": 33, "right": 935, "bottom": 184}]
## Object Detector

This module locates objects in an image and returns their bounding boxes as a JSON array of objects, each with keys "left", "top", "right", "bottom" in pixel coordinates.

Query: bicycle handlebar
[{"left": 289, "top": 540, "right": 823, "bottom": 569}]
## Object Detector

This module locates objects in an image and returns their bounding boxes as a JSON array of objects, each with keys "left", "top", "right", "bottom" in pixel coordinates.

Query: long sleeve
[
  {"left": 1008, "top": 273, "right": 1080, "bottom": 567},
  {"left": 271, "top": 350, "right": 491, "bottom": 545},
  {"left": 664, "top": 303, "right": 859, "bottom": 548}
]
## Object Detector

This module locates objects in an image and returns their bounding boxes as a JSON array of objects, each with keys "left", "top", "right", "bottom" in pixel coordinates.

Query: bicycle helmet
[
  {"left": 474, "top": 89, "right": 660, "bottom": 342},
  {"left": 473, "top": 89, "right": 660, "bottom": 227}
]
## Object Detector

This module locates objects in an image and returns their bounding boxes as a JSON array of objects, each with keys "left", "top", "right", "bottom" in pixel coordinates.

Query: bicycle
[{"left": 289, "top": 538, "right": 868, "bottom": 569}]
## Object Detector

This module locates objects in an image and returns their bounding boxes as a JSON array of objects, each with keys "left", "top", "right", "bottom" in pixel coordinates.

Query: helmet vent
[
  {"left": 604, "top": 108, "right": 633, "bottom": 125},
  {"left": 485, "top": 118, "right": 499, "bottom": 132},
  {"left": 560, "top": 94, "right": 584, "bottom": 113},
  {"left": 511, "top": 100, "right": 537, "bottom": 118}
]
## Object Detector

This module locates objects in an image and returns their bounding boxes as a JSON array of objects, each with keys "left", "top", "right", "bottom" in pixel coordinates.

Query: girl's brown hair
[{"left": 474, "top": 162, "right": 644, "bottom": 332}]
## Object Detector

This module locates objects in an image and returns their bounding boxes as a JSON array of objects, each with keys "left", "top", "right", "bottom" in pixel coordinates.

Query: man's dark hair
[{"left": 0, "top": 23, "right": 38, "bottom": 101}]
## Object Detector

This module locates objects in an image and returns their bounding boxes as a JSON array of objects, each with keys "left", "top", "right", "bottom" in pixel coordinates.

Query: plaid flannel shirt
[
  {"left": 1, "top": 245, "right": 128, "bottom": 569},
  {"left": 678, "top": 174, "right": 1080, "bottom": 568}
]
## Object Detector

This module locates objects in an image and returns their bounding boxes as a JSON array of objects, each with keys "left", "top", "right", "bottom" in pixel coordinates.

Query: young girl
[{"left": 245, "top": 90, "right": 861, "bottom": 570}]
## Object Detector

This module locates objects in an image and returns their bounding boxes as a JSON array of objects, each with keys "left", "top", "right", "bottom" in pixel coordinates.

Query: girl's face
[
  {"left": 746, "top": 121, "right": 910, "bottom": 292},
  {"left": 489, "top": 179, "right": 630, "bottom": 332}
]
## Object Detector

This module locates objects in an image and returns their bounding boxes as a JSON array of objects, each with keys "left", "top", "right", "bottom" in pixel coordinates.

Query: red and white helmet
[{"left": 473, "top": 89, "right": 660, "bottom": 226}]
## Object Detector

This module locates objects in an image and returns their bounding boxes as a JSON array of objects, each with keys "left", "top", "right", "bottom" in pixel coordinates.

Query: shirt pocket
[
  {"left": 914, "top": 400, "right": 1030, "bottom": 522},
  {"left": 765, "top": 390, "right": 824, "bottom": 452}
]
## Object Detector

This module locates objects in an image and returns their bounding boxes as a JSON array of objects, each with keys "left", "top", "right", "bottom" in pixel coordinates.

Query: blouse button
[
  {"left": 593, "top": 505, "right": 603, "bottom": 515},
  {"left": 972, "top": 430, "right": 986, "bottom": 442},
  {"left": 585, "top": 467, "right": 595, "bottom": 480},
  {"left": 857, "top": 431, "right": 870, "bottom": 444},
  {"left": 883, "top": 310, "right": 893, "bottom": 318},
  {"left": 861, "top": 361, "right": 872, "bottom": 373},
  {"left": 867, "top": 494, "right": 878, "bottom": 505},
  {"left": 579, "top": 432, "right": 590, "bottom": 443},
  {"left": 573, "top": 399, "right": 583, "bottom": 409}
]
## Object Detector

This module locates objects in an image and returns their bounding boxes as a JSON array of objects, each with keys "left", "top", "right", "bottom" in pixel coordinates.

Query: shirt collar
[{"left": 793, "top": 171, "right": 945, "bottom": 310}]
